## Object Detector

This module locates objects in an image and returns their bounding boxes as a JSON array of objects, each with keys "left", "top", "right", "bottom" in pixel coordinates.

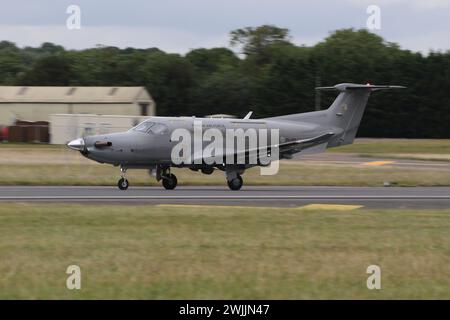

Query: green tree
[
  {"left": 141, "top": 52, "right": 196, "bottom": 116},
  {"left": 230, "top": 25, "right": 291, "bottom": 56},
  {"left": 17, "top": 55, "right": 74, "bottom": 86},
  {"left": 186, "top": 48, "right": 239, "bottom": 75},
  {"left": 230, "top": 25, "right": 291, "bottom": 66},
  {"left": 253, "top": 44, "right": 315, "bottom": 117},
  {"left": 0, "top": 41, "right": 25, "bottom": 84},
  {"left": 0, "top": 26, "right": 449, "bottom": 138}
]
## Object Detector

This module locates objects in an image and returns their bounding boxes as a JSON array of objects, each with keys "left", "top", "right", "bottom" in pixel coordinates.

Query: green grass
[
  {"left": 0, "top": 204, "right": 448, "bottom": 299},
  {"left": 0, "top": 162, "right": 449, "bottom": 186},
  {"left": 0, "top": 139, "right": 449, "bottom": 186},
  {"left": 329, "top": 138, "right": 450, "bottom": 154}
]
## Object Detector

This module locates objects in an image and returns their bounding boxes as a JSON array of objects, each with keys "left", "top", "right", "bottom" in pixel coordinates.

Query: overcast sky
[{"left": 0, "top": 0, "right": 449, "bottom": 54}]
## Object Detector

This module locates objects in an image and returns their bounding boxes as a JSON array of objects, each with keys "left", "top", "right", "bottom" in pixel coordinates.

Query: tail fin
[{"left": 317, "top": 83, "right": 405, "bottom": 146}]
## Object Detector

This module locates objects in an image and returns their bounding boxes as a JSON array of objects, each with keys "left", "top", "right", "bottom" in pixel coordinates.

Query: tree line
[{"left": 0, "top": 26, "right": 449, "bottom": 138}]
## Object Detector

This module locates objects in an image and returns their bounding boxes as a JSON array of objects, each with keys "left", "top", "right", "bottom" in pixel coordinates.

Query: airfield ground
[
  {"left": 0, "top": 139, "right": 449, "bottom": 187},
  {"left": 0, "top": 203, "right": 448, "bottom": 299},
  {"left": 0, "top": 139, "right": 448, "bottom": 299}
]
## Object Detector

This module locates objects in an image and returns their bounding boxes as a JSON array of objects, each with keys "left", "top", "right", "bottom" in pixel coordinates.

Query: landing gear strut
[
  {"left": 117, "top": 166, "right": 129, "bottom": 190},
  {"left": 149, "top": 165, "right": 178, "bottom": 190}
]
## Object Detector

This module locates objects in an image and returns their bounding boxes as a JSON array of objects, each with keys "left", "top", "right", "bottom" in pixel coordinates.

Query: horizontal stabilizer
[{"left": 316, "top": 83, "right": 406, "bottom": 92}]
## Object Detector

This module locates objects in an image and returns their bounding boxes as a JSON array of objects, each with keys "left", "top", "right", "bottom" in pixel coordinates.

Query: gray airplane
[{"left": 67, "top": 83, "right": 404, "bottom": 190}]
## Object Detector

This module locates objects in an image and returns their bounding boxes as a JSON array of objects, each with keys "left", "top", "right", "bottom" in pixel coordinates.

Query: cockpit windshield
[{"left": 132, "top": 121, "right": 168, "bottom": 135}]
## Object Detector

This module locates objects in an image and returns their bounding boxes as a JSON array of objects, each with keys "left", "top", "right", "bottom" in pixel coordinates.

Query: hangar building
[{"left": 0, "top": 86, "right": 155, "bottom": 125}]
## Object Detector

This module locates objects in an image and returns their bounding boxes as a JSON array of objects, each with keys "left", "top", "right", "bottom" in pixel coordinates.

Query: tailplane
[{"left": 317, "top": 83, "right": 405, "bottom": 146}]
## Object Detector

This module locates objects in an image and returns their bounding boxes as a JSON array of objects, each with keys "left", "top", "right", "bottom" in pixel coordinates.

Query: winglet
[{"left": 243, "top": 111, "right": 253, "bottom": 120}]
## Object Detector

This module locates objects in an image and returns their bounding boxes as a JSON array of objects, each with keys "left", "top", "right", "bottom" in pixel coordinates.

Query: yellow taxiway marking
[
  {"left": 363, "top": 160, "right": 395, "bottom": 166},
  {"left": 299, "top": 204, "right": 363, "bottom": 210},
  {"left": 157, "top": 204, "right": 364, "bottom": 211}
]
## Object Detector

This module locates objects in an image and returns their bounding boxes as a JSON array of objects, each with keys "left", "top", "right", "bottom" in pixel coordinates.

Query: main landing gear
[
  {"left": 227, "top": 175, "right": 243, "bottom": 190},
  {"left": 151, "top": 166, "right": 178, "bottom": 190},
  {"left": 225, "top": 169, "right": 244, "bottom": 191},
  {"left": 162, "top": 172, "right": 178, "bottom": 190}
]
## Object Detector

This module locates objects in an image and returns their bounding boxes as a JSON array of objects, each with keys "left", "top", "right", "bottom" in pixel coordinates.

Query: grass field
[
  {"left": 1, "top": 162, "right": 449, "bottom": 187},
  {"left": 329, "top": 138, "right": 450, "bottom": 162},
  {"left": 328, "top": 138, "right": 450, "bottom": 155},
  {"left": 0, "top": 139, "right": 449, "bottom": 186},
  {"left": 0, "top": 203, "right": 448, "bottom": 299}
]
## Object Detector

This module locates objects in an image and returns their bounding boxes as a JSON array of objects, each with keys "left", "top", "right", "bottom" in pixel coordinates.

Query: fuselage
[
  {"left": 74, "top": 116, "right": 328, "bottom": 168},
  {"left": 66, "top": 83, "right": 403, "bottom": 191}
]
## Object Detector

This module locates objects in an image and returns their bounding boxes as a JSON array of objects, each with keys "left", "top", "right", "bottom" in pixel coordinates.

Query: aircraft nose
[{"left": 67, "top": 138, "right": 85, "bottom": 151}]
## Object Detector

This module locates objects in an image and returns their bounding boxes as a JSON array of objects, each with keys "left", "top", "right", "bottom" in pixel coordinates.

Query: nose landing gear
[
  {"left": 117, "top": 166, "right": 129, "bottom": 190},
  {"left": 118, "top": 178, "right": 129, "bottom": 190}
]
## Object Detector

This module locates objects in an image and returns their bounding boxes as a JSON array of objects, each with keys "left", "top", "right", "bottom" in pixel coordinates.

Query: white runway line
[{"left": 0, "top": 195, "right": 449, "bottom": 199}]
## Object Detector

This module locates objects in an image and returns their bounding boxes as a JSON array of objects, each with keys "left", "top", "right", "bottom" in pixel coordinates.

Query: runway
[
  {"left": 296, "top": 153, "right": 450, "bottom": 170},
  {"left": 1, "top": 186, "right": 449, "bottom": 209}
]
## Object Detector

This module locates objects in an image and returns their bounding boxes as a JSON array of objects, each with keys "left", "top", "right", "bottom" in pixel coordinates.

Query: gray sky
[{"left": 0, "top": 0, "right": 449, "bottom": 54}]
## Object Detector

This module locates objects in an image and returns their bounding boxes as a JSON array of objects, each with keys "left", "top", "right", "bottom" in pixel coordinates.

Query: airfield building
[
  {"left": 0, "top": 86, "right": 155, "bottom": 125},
  {"left": 0, "top": 86, "right": 155, "bottom": 143}
]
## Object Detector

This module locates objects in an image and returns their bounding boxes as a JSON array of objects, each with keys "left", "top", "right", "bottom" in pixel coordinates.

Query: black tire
[
  {"left": 201, "top": 167, "right": 214, "bottom": 175},
  {"left": 162, "top": 173, "right": 177, "bottom": 190},
  {"left": 118, "top": 178, "right": 129, "bottom": 190},
  {"left": 227, "top": 175, "right": 243, "bottom": 191}
]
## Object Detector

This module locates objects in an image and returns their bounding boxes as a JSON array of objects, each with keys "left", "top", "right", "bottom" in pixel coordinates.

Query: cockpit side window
[
  {"left": 150, "top": 123, "right": 168, "bottom": 135},
  {"left": 132, "top": 121, "right": 168, "bottom": 135},
  {"left": 133, "top": 121, "right": 155, "bottom": 133}
]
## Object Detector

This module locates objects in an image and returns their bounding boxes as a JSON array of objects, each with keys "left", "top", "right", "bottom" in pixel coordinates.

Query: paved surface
[
  {"left": 295, "top": 153, "right": 450, "bottom": 170},
  {"left": 0, "top": 186, "right": 449, "bottom": 209}
]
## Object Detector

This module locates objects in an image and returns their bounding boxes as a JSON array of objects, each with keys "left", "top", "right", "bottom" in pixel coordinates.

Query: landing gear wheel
[
  {"left": 201, "top": 167, "right": 214, "bottom": 175},
  {"left": 162, "top": 173, "right": 177, "bottom": 190},
  {"left": 227, "top": 175, "right": 243, "bottom": 191},
  {"left": 118, "top": 178, "right": 129, "bottom": 190}
]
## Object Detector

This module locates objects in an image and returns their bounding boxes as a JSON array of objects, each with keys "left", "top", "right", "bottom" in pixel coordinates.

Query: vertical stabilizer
[{"left": 316, "top": 83, "right": 405, "bottom": 146}]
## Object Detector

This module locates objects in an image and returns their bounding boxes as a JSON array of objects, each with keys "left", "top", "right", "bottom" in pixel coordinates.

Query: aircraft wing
[
  {"left": 190, "top": 132, "right": 335, "bottom": 164},
  {"left": 276, "top": 132, "right": 335, "bottom": 158}
]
